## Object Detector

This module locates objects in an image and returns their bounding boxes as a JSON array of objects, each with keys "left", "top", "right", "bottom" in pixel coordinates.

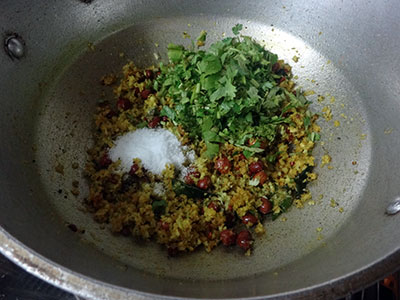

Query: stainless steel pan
[{"left": 1, "top": 0, "right": 400, "bottom": 299}]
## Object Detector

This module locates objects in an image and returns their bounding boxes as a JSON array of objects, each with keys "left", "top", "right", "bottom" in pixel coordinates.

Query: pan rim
[{"left": 1, "top": 226, "right": 399, "bottom": 300}]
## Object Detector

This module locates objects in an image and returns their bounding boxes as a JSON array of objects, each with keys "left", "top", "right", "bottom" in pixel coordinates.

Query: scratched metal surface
[
  {"left": 0, "top": 255, "right": 81, "bottom": 300},
  {"left": 0, "top": 253, "right": 397, "bottom": 300}
]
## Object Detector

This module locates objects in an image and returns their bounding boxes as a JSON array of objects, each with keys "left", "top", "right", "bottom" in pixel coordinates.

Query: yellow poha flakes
[
  {"left": 303, "top": 90, "right": 315, "bottom": 96},
  {"left": 85, "top": 60, "right": 321, "bottom": 255},
  {"left": 322, "top": 106, "right": 333, "bottom": 121},
  {"left": 255, "top": 223, "right": 266, "bottom": 235},
  {"left": 321, "top": 154, "right": 332, "bottom": 167}
]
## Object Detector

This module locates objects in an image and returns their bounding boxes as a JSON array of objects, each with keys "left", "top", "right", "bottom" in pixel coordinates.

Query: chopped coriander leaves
[
  {"left": 126, "top": 114, "right": 136, "bottom": 124},
  {"left": 155, "top": 27, "right": 319, "bottom": 157},
  {"left": 303, "top": 115, "right": 311, "bottom": 131},
  {"left": 267, "top": 151, "right": 282, "bottom": 163},
  {"left": 160, "top": 106, "right": 177, "bottom": 123},
  {"left": 309, "top": 132, "right": 321, "bottom": 142},
  {"left": 167, "top": 44, "right": 184, "bottom": 63},
  {"left": 136, "top": 121, "right": 147, "bottom": 129},
  {"left": 205, "top": 141, "right": 220, "bottom": 158}
]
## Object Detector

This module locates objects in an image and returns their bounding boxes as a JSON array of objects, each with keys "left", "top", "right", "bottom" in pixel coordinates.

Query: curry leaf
[
  {"left": 152, "top": 200, "right": 167, "bottom": 214},
  {"left": 173, "top": 180, "right": 207, "bottom": 198}
]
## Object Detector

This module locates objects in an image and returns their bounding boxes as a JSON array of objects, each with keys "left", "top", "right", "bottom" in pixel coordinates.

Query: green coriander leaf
[
  {"left": 205, "top": 141, "right": 220, "bottom": 158},
  {"left": 303, "top": 115, "right": 311, "bottom": 130},
  {"left": 309, "top": 132, "right": 321, "bottom": 142},
  {"left": 267, "top": 151, "right": 282, "bottom": 163},
  {"left": 250, "top": 141, "right": 261, "bottom": 148},
  {"left": 198, "top": 54, "right": 222, "bottom": 76},
  {"left": 160, "top": 106, "right": 177, "bottom": 121},
  {"left": 272, "top": 213, "right": 280, "bottom": 221},
  {"left": 281, "top": 103, "right": 296, "bottom": 115},
  {"left": 247, "top": 86, "right": 260, "bottom": 100},
  {"left": 167, "top": 43, "right": 184, "bottom": 63},
  {"left": 201, "top": 116, "right": 213, "bottom": 132},
  {"left": 203, "top": 130, "right": 223, "bottom": 143},
  {"left": 223, "top": 80, "right": 237, "bottom": 99},
  {"left": 219, "top": 100, "right": 234, "bottom": 116},
  {"left": 201, "top": 73, "right": 220, "bottom": 90},
  {"left": 126, "top": 114, "right": 136, "bottom": 124},
  {"left": 232, "top": 24, "right": 243, "bottom": 35},
  {"left": 226, "top": 62, "right": 239, "bottom": 79},
  {"left": 267, "top": 86, "right": 281, "bottom": 101},
  {"left": 136, "top": 121, "right": 147, "bottom": 129},
  {"left": 280, "top": 197, "right": 293, "bottom": 212},
  {"left": 262, "top": 81, "right": 274, "bottom": 90},
  {"left": 210, "top": 87, "right": 226, "bottom": 102},
  {"left": 235, "top": 144, "right": 265, "bottom": 153},
  {"left": 243, "top": 150, "right": 253, "bottom": 158}
]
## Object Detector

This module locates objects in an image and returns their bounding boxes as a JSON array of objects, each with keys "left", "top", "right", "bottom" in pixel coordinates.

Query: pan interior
[
  {"left": 34, "top": 16, "right": 370, "bottom": 282},
  {"left": 1, "top": 0, "right": 398, "bottom": 298},
  {"left": 0, "top": 0, "right": 400, "bottom": 299}
]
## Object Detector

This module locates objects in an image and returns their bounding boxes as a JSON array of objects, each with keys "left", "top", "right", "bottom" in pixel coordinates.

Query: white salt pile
[{"left": 110, "top": 128, "right": 194, "bottom": 175}]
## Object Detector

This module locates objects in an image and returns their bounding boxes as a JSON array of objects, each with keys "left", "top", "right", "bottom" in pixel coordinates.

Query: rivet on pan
[
  {"left": 4, "top": 34, "right": 25, "bottom": 60},
  {"left": 385, "top": 198, "right": 400, "bottom": 215},
  {"left": 81, "top": 0, "right": 93, "bottom": 3}
]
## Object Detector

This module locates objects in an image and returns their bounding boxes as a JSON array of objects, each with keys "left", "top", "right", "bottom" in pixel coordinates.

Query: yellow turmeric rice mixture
[{"left": 85, "top": 28, "right": 320, "bottom": 255}]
